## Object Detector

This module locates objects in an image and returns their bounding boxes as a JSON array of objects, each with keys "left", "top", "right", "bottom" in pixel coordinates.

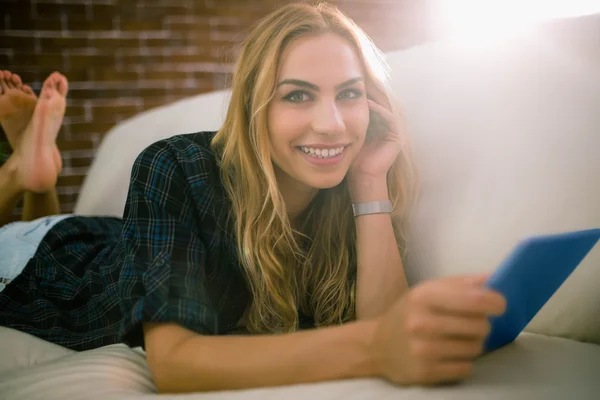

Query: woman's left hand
[{"left": 348, "top": 91, "right": 404, "bottom": 185}]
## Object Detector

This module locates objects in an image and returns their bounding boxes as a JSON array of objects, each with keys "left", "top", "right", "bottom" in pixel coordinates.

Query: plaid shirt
[{"left": 0, "top": 131, "right": 295, "bottom": 351}]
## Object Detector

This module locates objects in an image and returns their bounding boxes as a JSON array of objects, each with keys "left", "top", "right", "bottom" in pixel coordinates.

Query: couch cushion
[
  {"left": 387, "top": 14, "right": 600, "bottom": 344},
  {"left": 1, "top": 326, "right": 599, "bottom": 400}
]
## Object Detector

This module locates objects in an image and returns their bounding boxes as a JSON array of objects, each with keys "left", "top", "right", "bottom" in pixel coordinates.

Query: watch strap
[{"left": 352, "top": 200, "right": 392, "bottom": 217}]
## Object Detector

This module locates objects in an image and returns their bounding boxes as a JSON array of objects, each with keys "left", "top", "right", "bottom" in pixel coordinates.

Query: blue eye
[
  {"left": 337, "top": 89, "right": 362, "bottom": 100},
  {"left": 284, "top": 91, "right": 311, "bottom": 103}
]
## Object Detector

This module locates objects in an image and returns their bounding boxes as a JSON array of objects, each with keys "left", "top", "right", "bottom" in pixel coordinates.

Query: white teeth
[{"left": 300, "top": 146, "right": 345, "bottom": 158}]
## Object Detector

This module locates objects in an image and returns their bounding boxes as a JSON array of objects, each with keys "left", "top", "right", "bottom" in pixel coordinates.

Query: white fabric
[
  {"left": 75, "top": 13, "right": 600, "bottom": 344},
  {"left": 1, "top": 326, "right": 599, "bottom": 400},
  {"left": 388, "top": 16, "right": 600, "bottom": 343}
]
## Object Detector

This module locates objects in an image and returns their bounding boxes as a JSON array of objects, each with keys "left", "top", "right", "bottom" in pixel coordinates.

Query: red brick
[
  {"left": 57, "top": 174, "right": 87, "bottom": 188},
  {"left": 0, "top": 36, "right": 36, "bottom": 53},
  {"left": 60, "top": 68, "right": 95, "bottom": 82},
  {"left": 6, "top": 12, "right": 62, "bottom": 31},
  {"left": 58, "top": 193, "right": 79, "bottom": 205},
  {"left": 38, "top": 37, "right": 91, "bottom": 51},
  {"left": 12, "top": 52, "right": 64, "bottom": 69},
  {"left": 66, "top": 17, "right": 116, "bottom": 32},
  {"left": 68, "top": 54, "right": 116, "bottom": 68},
  {"left": 70, "top": 157, "right": 93, "bottom": 169},
  {"left": 141, "top": 70, "right": 190, "bottom": 81},
  {"left": 35, "top": 3, "right": 87, "bottom": 19},
  {"left": 90, "top": 38, "right": 141, "bottom": 50},
  {"left": 90, "top": 4, "right": 119, "bottom": 20},
  {"left": 91, "top": 104, "right": 141, "bottom": 122},
  {"left": 56, "top": 140, "right": 95, "bottom": 152},
  {"left": 120, "top": 19, "right": 165, "bottom": 31},
  {"left": 0, "top": 53, "right": 11, "bottom": 66},
  {"left": 63, "top": 105, "right": 87, "bottom": 119},
  {"left": 68, "top": 122, "right": 116, "bottom": 137},
  {"left": 68, "top": 87, "right": 168, "bottom": 100},
  {"left": 93, "top": 69, "right": 140, "bottom": 82},
  {"left": 143, "top": 36, "right": 195, "bottom": 48}
]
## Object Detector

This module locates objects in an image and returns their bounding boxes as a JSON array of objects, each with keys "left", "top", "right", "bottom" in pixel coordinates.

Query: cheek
[
  {"left": 268, "top": 104, "right": 310, "bottom": 145},
  {"left": 344, "top": 102, "right": 370, "bottom": 137}
]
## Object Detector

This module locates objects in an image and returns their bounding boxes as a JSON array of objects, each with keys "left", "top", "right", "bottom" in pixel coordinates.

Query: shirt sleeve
[{"left": 117, "top": 138, "right": 234, "bottom": 347}]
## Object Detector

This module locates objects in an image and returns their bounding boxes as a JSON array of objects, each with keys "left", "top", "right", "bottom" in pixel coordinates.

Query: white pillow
[
  {"left": 2, "top": 326, "right": 600, "bottom": 400},
  {"left": 389, "top": 15, "right": 600, "bottom": 343}
]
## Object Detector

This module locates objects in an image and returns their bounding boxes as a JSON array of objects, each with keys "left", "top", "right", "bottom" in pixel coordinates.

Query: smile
[
  {"left": 299, "top": 145, "right": 347, "bottom": 159},
  {"left": 296, "top": 145, "right": 349, "bottom": 167}
]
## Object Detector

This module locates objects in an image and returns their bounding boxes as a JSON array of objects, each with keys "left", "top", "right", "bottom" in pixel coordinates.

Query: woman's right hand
[{"left": 369, "top": 274, "right": 507, "bottom": 386}]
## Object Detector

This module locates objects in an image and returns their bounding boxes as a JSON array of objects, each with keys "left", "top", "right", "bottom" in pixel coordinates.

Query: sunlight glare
[{"left": 431, "top": 0, "right": 600, "bottom": 46}]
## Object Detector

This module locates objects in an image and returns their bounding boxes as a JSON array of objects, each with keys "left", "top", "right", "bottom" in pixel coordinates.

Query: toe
[
  {"left": 22, "top": 84, "right": 35, "bottom": 96},
  {"left": 54, "top": 72, "right": 68, "bottom": 97},
  {"left": 11, "top": 73, "right": 23, "bottom": 87},
  {"left": 0, "top": 71, "right": 8, "bottom": 93},
  {"left": 44, "top": 72, "right": 68, "bottom": 97}
]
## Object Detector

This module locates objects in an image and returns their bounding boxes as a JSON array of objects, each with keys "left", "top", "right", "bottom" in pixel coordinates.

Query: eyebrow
[{"left": 276, "top": 76, "right": 363, "bottom": 91}]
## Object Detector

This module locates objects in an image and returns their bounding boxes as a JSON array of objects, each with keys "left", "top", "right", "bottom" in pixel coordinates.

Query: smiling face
[{"left": 267, "top": 33, "right": 370, "bottom": 198}]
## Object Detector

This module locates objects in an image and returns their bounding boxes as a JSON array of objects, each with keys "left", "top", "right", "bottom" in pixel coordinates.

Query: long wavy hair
[{"left": 211, "top": 2, "right": 418, "bottom": 333}]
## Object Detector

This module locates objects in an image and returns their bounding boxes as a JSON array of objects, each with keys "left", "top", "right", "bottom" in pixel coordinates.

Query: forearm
[
  {"left": 350, "top": 178, "right": 409, "bottom": 320},
  {"left": 153, "top": 321, "right": 378, "bottom": 393}
]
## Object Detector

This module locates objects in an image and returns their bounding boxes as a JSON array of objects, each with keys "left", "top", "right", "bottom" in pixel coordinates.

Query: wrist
[
  {"left": 348, "top": 176, "right": 389, "bottom": 203},
  {"left": 356, "top": 319, "right": 382, "bottom": 378}
]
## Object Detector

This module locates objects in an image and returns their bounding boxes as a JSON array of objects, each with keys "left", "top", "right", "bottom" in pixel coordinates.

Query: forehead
[{"left": 277, "top": 33, "right": 364, "bottom": 84}]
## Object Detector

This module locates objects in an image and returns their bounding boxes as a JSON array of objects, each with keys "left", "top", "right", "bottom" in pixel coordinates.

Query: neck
[{"left": 274, "top": 166, "right": 318, "bottom": 226}]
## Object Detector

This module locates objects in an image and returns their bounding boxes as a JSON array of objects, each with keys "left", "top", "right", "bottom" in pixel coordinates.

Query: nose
[{"left": 311, "top": 99, "right": 345, "bottom": 136}]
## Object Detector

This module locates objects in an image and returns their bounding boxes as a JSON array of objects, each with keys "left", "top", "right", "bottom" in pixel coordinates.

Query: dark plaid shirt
[{"left": 0, "top": 131, "right": 315, "bottom": 351}]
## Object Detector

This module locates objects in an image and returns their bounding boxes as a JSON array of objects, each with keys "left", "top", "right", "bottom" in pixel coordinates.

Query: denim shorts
[{"left": 0, "top": 214, "right": 73, "bottom": 293}]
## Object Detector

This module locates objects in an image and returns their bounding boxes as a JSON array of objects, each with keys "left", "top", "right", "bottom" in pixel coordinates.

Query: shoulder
[
  {"left": 130, "top": 130, "right": 230, "bottom": 228},
  {"left": 134, "top": 131, "right": 219, "bottom": 180},
  {"left": 131, "top": 131, "right": 223, "bottom": 200}
]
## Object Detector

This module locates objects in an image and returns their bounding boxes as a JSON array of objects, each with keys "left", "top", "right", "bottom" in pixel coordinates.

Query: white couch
[{"left": 1, "top": 13, "right": 599, "bottom": 400}]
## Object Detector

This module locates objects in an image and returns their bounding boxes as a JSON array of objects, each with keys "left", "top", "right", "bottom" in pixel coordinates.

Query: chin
[{"left": 307, "top": 175, "right": 346, "bottom": 189}]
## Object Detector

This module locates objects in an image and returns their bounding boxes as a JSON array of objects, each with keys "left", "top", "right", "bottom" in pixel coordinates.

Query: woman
[{"left": 0, "top": 2, "right": 505, "bottom": 394}]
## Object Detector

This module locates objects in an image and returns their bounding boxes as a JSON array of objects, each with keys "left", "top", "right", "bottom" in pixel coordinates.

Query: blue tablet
[{"left": 483, "top": 228, "right": 600, "bottom": 353}]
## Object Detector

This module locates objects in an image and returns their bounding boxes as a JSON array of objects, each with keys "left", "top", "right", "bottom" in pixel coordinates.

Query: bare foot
[
  {"left": 0, "top": 70, "right": 38, "bottom": 150},
  {"left": 15, "top": 72, "right": 68, "bottom": 193}
]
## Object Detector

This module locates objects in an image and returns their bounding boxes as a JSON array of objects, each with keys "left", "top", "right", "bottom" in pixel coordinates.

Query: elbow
[
  {"left": 145, "top": 343, "right": 175, "bottom": 394},
  {"left": 148, "top": 335, "right": 212, "bottom": 394},
  {"left": 143, "top": 322, "right": 206, "bottom": 394}
]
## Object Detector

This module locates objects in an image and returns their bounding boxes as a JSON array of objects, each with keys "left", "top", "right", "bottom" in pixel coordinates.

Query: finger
[
  {"left": 414, "top": 282, "right": 506, "bottom": 317},
  {"left": 410, "top": 337, "right": 484, "bottom": 361},
  {"left": 367, "top": 99, "right": 397, "bottom": 132},
  {"left": 406, "top": 313, "right": 491, "bottom": 339},
  {"left": 436, "top": 273, "right": 492, "bottom": 287}
]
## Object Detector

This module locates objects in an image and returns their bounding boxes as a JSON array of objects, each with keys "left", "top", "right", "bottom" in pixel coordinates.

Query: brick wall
[{"left": 0, "top": 0, "right": 431, "bottom": 218}]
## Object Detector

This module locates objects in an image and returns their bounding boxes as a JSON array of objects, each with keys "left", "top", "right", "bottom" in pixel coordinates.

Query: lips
[
  {"left": 298, "top": 145, "right": 347, "bottom": 159},
  {"left": 296, "top": 145, "right": 348, "bottom": 166}
]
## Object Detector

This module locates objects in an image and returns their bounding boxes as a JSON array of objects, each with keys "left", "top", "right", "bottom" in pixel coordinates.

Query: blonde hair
[{"left": 211, "top": 2, "right": 418, "bottom": 333}]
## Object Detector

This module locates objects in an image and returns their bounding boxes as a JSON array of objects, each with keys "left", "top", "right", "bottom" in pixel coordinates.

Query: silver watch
[{"left": 352, "top": 200, "right": 392, "bottom": 217}]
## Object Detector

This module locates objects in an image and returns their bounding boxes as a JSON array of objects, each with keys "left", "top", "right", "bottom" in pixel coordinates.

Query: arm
[
  {"left": 349, "top": 177, "right": 409, "bottom": 320},
  {"left": 144, "top": 320, "right": 378, "bottom": 393}
]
